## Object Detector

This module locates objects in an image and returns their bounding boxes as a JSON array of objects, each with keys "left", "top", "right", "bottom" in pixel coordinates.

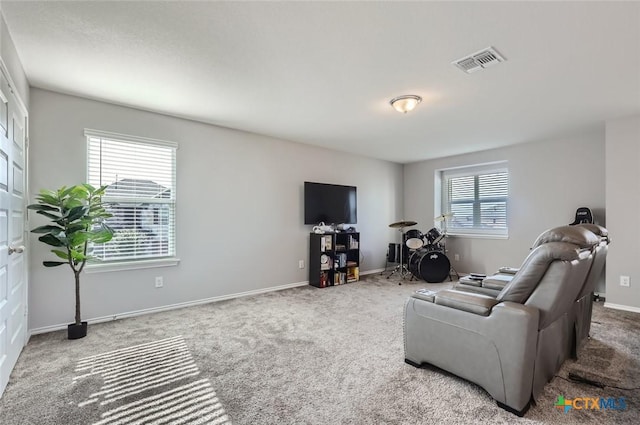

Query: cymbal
[
  {"left": 434, "top": 212, "right": 454, "bottom": 222},
  {"left": 389, "top": 220, "right": 417, "bottom": 228}
]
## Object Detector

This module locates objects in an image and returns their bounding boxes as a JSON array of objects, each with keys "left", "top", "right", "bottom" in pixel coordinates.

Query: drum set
[{"left": 385, "top": 219, "right": 453, "bottom": 283}]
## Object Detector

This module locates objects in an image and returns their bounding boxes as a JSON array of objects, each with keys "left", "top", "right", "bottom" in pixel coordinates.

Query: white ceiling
[{"left": 2, "top": 1, "right": 639, "bottom": 164}]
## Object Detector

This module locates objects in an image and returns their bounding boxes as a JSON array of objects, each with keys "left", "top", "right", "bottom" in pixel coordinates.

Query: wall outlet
[
  {"left": 620, "top": 275, "right": 630, "bottom": 287},
  {"left": 155, "top": 276, "right": 164, "bottom": 288},
  {"left": 298, "top": 260, "right": 305, "bottom": 269},
  {"left": 454, "top": 254, "right": 460, "bottom": 261}
]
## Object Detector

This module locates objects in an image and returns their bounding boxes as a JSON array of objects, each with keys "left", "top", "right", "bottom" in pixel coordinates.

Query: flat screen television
[{"left": 304, "top": 181, "right": 357, "bottom": 225}]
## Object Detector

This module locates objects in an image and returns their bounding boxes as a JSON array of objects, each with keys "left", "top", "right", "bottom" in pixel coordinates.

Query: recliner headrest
[
  {"left": 497, "top": 242, "right": 585, "bottom": 304},
  {"left": 532, "top": 225, "right": 600, "bottom": 249},
  {"left": 576, "top": 223, "right": 609, "bottom": 242}
]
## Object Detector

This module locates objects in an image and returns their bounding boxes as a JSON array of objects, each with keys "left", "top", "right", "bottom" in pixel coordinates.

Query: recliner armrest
[
  {"left": 435, "top": 289, "right": 499, "bottom": 316},
  {"left": 411, "top": 289, "right": 437, "bottom": 303},
  {"left": 498, "top": 266, "right": 519, "bottom": 275},
  {"left": 483, "top": 274, "right": 513, "bottom": 291}
]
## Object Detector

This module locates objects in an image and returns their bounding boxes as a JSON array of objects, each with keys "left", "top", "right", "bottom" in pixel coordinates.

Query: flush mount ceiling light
[{"left": 390, "top": 95, "right": 422, "bottom": 113}]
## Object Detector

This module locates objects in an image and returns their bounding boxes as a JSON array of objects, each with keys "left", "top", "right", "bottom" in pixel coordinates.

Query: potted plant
[{"left": 28, "top": 184, "right": 113, "bottom": 339}]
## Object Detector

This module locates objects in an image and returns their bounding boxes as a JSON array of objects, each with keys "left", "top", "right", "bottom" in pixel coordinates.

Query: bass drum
[{"left": 408, "top": 249, "right": 451, "bottom": 283}]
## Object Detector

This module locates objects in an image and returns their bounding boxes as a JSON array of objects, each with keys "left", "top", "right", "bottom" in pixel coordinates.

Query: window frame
[
  {"left": 438, "top": 161, "right": 509, "bottom": 239},
  {"left": 84, "top": 129, "right": 180, "bottom": 272}
]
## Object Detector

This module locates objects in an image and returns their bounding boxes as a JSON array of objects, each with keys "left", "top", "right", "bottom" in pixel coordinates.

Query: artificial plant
[{"left": 28, "top": 184, "right": 113, "bottom": 326}]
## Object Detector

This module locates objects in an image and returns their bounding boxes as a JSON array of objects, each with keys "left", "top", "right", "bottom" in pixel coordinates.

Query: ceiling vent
[{"left": 452, "top": 47, "right": 506, "bottom": 74}]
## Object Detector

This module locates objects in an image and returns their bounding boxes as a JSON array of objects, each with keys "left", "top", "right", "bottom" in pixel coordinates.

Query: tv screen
[{"left": 304, "top": 182, "right": 357, "bottom": 225}]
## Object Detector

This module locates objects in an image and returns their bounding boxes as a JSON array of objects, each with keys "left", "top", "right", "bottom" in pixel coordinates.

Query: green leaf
[
  {"left": 38, "top": 189, "right": 59, "bottom": 199},
  {"left": 66, "top": 223, "right": 87, "bottom": 234},
  {"left": 43, "top": 261, "right": 66, "bottom": 267},
  {"left": 35, "top": 195, "right": 60, "bottom": 206},
  {"left": 31, "top": 225, "right": 64, "bottom": 234},
  {"left": 69, "top": 250, "right": 87, "bottom": 261},
  {"left": 69, "top": 232, "right": 90, "bottom": 246},
  {"left": 27, "top": 204, "right": 59, "bottom": 212},
  {"left": 66, "top": 205, "right": 89, "bottom": 222},
  {"left": 58, "top": 186, "right": 72, "bottom": 197},
  {"left": 74, "top": 184, "right": 90, "bottom": 193},
  {"left": 82, "top": 183, "right": 98, "bottom": 194},
  {"left": 36, "top": 210, "right": 62, "bottom": 220},
  {"left": 38, "top": 233, "right": 65, "bottom": 247},
  {"left": 89, "top": 228, "right": 114, "bottom": 244},
  {"left": 51, "top": 249, "right": 70, "bottom": 260},
  {"left": 63, "top": 199, "right": 83, "bottom": 210}
]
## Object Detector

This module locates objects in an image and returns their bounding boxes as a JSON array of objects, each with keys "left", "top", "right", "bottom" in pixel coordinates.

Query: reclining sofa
[
  {"left": 403, "top": 226, "right": 600, "bottom": 415},
  {"left": 454, "top": 224, "right": 609, "bottom": 357}
]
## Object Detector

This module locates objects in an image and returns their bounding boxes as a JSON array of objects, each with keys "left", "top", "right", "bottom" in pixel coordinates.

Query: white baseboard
[
  {"left": 361, "top": 268, "right": 384, "bottom": 275},
  {"left": 603, "top": 302, "right": 640, "bottom": 314},
  {"left": 30, "top": 280, "right": 309, "bottom": 335}
]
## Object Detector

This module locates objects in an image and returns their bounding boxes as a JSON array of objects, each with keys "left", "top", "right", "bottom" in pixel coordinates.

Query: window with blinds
[
  {"left": 441, "top": 163, "right": 508, "bottom": 237},
  {"left": 86, "top": 130, "right": 177, "bottom": 263}
]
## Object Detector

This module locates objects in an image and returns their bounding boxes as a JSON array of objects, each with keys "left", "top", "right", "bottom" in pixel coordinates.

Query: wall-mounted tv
[{"left": 304, "top": 181, "right": 357, "bottom": 225}]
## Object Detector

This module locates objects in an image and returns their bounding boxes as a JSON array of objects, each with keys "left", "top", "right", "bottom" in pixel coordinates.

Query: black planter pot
[{"left": 68, "top": 321, "right": 88, "bottom": 340}]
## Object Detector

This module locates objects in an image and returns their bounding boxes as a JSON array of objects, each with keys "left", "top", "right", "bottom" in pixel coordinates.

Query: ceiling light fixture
[{"left": 390, "top": 95, "right": 422, "bottom": 113}]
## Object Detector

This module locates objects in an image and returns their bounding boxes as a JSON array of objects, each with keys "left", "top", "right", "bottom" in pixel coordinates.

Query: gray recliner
[
  {"left": 404, "top": 230, "right": 598, "bottom": 415},
  {"left": 572, "top": 223, "right": 609, "bottom": 356},
  {"left": 454, "top": 225, "right": 602, "bottom": 297},
  {"left": 454, "top": 224, "right": 609, "bottom": 359}
]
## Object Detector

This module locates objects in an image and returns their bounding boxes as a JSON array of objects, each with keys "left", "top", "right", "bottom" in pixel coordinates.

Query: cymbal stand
[
  {"left": 387, "top": 227, "right": 411, "bottom": 282},
  {"left": 440, "top": 230, "right": 460, "bottom": 282}
]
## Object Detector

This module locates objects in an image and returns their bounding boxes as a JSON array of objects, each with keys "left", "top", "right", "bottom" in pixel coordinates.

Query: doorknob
[{"left": 8, "top": 245, "right": 24, "bottom": 255}]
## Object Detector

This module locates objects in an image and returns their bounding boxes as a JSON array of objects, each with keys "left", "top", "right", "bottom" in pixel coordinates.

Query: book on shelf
[
  {"left": 321, "top": 235, "right": 332, "bottom": 252},
  {"left": 335, "top": 244, "right": 346, "bottom": 251},
  {"left": 347, "top": 235, "right": 359, "bottom": 250},
  {"left": 319, "top": 272, "right": 328, "bottom": 288},
  {"left": 346, "top": 266, "right": 359, "bottom": 282}
]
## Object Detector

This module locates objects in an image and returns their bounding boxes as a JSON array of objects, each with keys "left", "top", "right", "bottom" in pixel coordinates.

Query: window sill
[
  {"left": 447, "top": 233, "right": 509, "bottom": 240},
  {"left": 85, "top": 257, "right": 181, "bottom": 273}
]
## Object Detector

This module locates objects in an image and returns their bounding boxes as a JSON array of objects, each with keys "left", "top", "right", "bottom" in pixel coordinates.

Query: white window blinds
[
  {"left": 441, "top": 163, "right": 508, "bottom": 237},
  {"left": 86, "top": 130, "right": 177, "bottom": 262}
]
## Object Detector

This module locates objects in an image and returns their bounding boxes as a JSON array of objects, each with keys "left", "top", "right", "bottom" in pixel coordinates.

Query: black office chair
[{"left": 569, "top": 207, "right": 593, "bottom": 225}]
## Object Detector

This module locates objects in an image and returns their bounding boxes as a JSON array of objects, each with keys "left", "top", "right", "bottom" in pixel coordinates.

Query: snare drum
[{"left": 404, "top": 229, "right": 424, "bottom": 249}]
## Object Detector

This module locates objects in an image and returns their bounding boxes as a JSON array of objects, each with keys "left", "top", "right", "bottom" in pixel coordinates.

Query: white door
[{"left": 0, "top": 68, "right": 27, "bottom": 397}]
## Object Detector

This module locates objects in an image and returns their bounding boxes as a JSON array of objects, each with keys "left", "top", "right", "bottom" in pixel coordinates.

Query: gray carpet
[{"left": 1, "top": 274, "right": 638, "bottom": 424}]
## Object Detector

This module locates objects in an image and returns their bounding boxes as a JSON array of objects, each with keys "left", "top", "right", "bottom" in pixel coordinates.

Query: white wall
[
  {"left": 28, "top": 88, "right": 404, "bottom": 330},
  {"left": 404, "top": 127, "right": 606, "bottom": 284},
  {"left": 0, "top": 14, "right": 28, "bottom": 108},
  {"left": 605, "top": 114, "right": 640, "bottom": 311}
]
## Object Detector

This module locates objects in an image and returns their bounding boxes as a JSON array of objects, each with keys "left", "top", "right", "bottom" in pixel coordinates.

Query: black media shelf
[{"left": 309, "top": 232, "right": 360, "bottom": 288}]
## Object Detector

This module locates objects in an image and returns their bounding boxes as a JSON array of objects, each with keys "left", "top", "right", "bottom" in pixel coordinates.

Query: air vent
[{"left": 452, "top": 47, "right": 506, "bottom": 74}]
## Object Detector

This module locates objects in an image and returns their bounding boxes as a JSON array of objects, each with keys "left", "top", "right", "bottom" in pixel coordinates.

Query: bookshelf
[{"left": 309, "top": 232, "right": 360, "bottom": 288}]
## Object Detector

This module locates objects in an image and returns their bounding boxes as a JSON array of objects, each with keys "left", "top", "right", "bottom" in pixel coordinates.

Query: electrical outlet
[
  {"left": 454, "top": 254, "right": 460, "bottom": 261},
  {"left": 620, "top": 276, "right": 630, "bottom": 287},
  {"left": 155, "top": 276, "right": 164, "bottom": 288},
  {"left": 298, "top": 260, "right": 305, "bottom": 269}
]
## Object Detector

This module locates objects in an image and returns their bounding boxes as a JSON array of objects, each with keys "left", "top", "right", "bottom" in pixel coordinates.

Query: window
[
  {"left": 440, "top": 162, "right": 508, "bottom": 237},
  {"left": 86, "top": 129, "right": 177, "bottom": 266}
]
